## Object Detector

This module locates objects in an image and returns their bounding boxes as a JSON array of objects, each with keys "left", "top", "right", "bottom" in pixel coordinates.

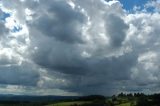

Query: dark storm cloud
[
  {"left": 0, "top": 23, "right": 8, "bottom": 36},
  {"left": 29, "top": 0, "right": 85, "bottom": 44},
  {"left": 56, "top": 52, "right": 138, "bottom": 95},
  {"left": 105, "top": 14, "right": 129, "bottom": 47},
  {"left": 0, "top": 62, "right": 40, "bottom": 86},
  {"left": 0, "top": 10, "right": 9, "bottom": 40},
  {"left": 26, "top": 0, "right": 139, "bottom": 95},
  {"left": 0, "top": 21, "right": 9, "bottom": 37},
  {"left": 31, "top": 40, "right": 88, "bottom": 75}
]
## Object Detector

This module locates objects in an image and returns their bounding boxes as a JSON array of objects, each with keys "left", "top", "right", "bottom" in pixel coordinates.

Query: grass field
[
  {"left": 46, "top": 97, "right": 136, "bottom": 106},
  {"left": 47, "top": 101, "right": 91, "bottom": 106},
  {"left": 116, "top": 102, "right": 131, "bottom": 106}
]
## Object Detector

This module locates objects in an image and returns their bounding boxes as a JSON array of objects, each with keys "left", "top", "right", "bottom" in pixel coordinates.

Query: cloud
[
  {"left": 105, "top": 13, "right": 129, "bottom": 47},
  {"left": 0, "top": 4, "right": 40, "bottom": 87},
  {"left": 0, "top": 22, "right": 8, "bottom": 37},
  {"left": 26, "top": 0, "right": 136, "bottom": 95},
  {"left": 0, "top": 10, "right": 9, "bottom": 37},
  {"left": 31, "top": 40, "right": 88, "bottom": 75},
  {"left": 28, "top": 0, "right": 85, "bottom": 44},
  {"left": 0, "top": 0, "right": 160, "bottom": 96},
  {"left": 144, "top": 0, "right": 160, "bottom": 12},
  {"left": 0, "top": 62, "right": 40, "bottom": 86},
  {"left": 123, "top": 12, "right": 160, "bottom": 93}
]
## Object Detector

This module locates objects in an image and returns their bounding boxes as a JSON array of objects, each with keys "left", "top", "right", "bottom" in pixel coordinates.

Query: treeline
[
  {"left": 117, "top": 92, "right": 145, "bottom": 97},
  {"left": 63, "top": 93, "right": 160, "bottom": 106},
  {"left": 116, "top": 92, "right": 160, "bottom": 106}
]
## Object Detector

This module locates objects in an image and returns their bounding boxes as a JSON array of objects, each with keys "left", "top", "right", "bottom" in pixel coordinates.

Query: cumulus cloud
[
  {"left": 0, "top": 0, "right": 160, "bottom": 96},
  {"left": 28, "top": 0, "right": 85, "bottom": 44},
  {"left": 0, "top": 10, "right": 9, "bottom": 37},
  {"left": 105, "top": 13, "right": 129, "bottom": 47},
  {"left": 0, "top": 62, "right": 39, "bottom": 86},
  {"left": 26, "top": 0, "right": 136, "bottom": 95},
  {"left": 0, "top": 22, "right": 8, "bottom": 38}
]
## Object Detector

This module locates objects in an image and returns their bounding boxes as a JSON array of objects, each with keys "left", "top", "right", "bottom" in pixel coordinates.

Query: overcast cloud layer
[{"left": 0, "top": 0, "right": 160, "bottom": 96}]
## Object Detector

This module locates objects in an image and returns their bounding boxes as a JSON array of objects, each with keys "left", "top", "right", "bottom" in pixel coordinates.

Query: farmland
[{"left": 0, "top": 93, "right": 159, "bottom": 106}]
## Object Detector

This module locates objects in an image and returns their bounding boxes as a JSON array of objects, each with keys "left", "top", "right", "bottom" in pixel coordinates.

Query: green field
[
  {"left": 116, "top": 102, "right": 131, "bottom": 106},
  {"left": 0, "top": 93, "right": 159, "bottom": 106},
  {"left": 46, "top": 96, "right": 137, "bottom": 106},
  {"left": 47, "top": 101, "right": 91, "bottom": 106}
]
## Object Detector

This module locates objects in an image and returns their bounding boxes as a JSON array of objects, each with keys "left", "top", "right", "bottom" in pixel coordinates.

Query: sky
[
  {"left": 119, "top": 0, "right": 149, "bottom": 10},
  {"left": 0, "top": 0, "right": 160, "bottom": 96}
]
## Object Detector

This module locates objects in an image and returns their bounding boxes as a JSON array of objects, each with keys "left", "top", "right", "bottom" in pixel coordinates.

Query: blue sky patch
[
  {"left": 11, "top": 26, "right": 22, "bottom": 33},
  {"left": 0, "top": 11, "right": 10, "bottom": 21},
  {"left": 119, "top": 0, "right": 149, "bottom": 11}
]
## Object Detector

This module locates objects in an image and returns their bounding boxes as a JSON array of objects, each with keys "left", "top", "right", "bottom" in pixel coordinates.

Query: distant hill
[{"left": 0, "top": 94, "right": 79, "bottom": 102}]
